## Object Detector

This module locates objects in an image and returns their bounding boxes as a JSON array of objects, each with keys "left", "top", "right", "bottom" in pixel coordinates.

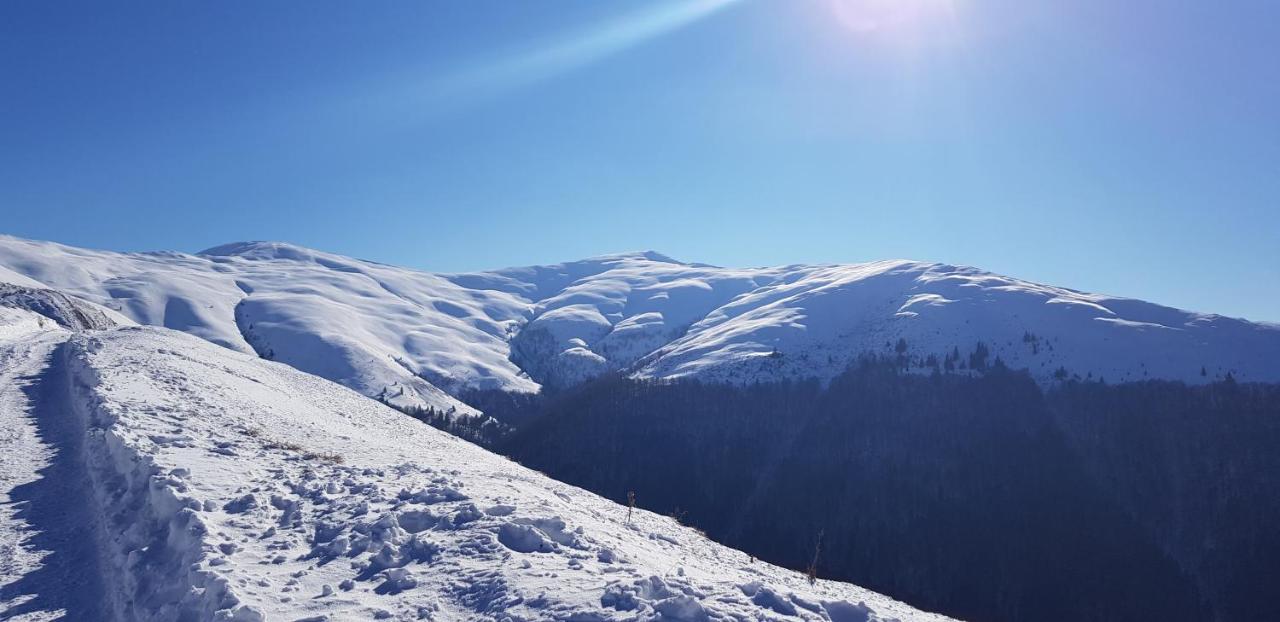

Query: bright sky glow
[{"left": 826, "top": 0, "right": 955, "bottom": 34}]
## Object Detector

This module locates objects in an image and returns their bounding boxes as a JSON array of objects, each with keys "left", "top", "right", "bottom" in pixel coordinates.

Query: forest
[{"left": 478, "top": 355, "right": 1280, "bottom": 622}]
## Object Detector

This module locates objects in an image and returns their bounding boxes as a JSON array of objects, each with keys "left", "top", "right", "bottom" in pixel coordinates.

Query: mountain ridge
[{"left": 1, "top": 234, "right": 1277, "bottom": 418}]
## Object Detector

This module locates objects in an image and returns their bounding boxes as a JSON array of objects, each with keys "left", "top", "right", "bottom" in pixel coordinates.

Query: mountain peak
[
  {"left": 198, "top": 241, "right": 315, "bottom": 261},
  {"left": 586, "top": 250, "right": 686, "bottom": 265}
]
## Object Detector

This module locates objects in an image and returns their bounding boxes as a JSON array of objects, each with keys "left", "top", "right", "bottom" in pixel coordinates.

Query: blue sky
[{"left": 1, "top": 1, "right": 1277, "bottom": 320}]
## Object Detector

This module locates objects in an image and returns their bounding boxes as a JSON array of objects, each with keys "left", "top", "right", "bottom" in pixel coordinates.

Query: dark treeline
[
  {"left": 455, "top": 387, "right": 548, "bottom": 429},
  {"left": 497, "top": 357, "right": 1280, "bottom": 622},
  {"left": 1050, "top": 378, "right": 1280, "bottom": 622},
  {"left": 379, "top": 399, "right": 509, "bottom": 447}
]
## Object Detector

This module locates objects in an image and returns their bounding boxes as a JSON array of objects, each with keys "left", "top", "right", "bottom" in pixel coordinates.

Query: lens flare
[
  {"left": 443, "top": 0, "right": 744, "bottom": 100},
  {"left": 826, "top": 0, "right": 953, "bottom": 34}
]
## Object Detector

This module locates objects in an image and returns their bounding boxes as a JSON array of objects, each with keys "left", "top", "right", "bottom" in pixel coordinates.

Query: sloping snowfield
[
  {"left": 630, "top": 260, "right": 1280, "bottom": 385},
  {"left": 0, "top": 313, "right": 954, "bottom": 621},
  {"left": 2, "top": 235, "right": 1276, "bottom": 409},
  {"left": 0, "top": 236, "right": 535, "bottom": 416}
]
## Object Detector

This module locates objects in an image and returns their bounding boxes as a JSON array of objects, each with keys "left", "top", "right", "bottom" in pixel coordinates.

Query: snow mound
[{"left": 0, "top": 315, "right": 954, "bottom": 621}]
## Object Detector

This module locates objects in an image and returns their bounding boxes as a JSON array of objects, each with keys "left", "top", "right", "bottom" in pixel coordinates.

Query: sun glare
[{"left": 826, "top": 0, "right": 955, "bottom": 34}]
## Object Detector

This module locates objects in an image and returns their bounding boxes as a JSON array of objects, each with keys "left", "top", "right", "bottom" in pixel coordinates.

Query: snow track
[
  {"left": 0, "top": 318, "right": 117, "bottom": 619},
  {"left": 0, "top": 326, "right": 107, "bottom": 620},
  {"left": 1, "top": 312, "right": 955, "bottom": 621},
  {"left": 0, "top": 330, "right": 252, "bottom": 621}
]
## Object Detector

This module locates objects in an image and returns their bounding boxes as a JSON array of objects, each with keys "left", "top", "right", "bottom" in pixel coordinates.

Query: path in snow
[
  {"left": 60, "top": 325, "right": 955, "bottom": 621},
  {"left": 0, "top": 301, "right": 954, "bottom": 621},
  {"left": 0, "top": 332, "right": 107, "bottom": 621}
]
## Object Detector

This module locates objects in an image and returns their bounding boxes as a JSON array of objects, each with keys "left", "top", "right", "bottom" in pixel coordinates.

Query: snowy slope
[
  {"left": 631, "top": 260, "right": 1280, "bottom": 385},
  {"left": 454, "top": 256, "right": 1280, "bottom": 386},
  {"left": 450, "top": 252, "right": 794, "bottom": 389},
  {"left": 0, "top": 284, "right": 131, "bottom": 331},
  {"left": 0, "top": 313, "right": 955, "bottom": 621},
  {"left": 1, "top": 234, "right": 1277, "bottom": 400},
  {"left": 0, "top": 264, "right": 48, "bottom": 289},
  {"left": 0, "top": 235, "right": 536, "bottom": 415}
]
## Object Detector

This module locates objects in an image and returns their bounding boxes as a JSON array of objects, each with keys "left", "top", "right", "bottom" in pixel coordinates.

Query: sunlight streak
[{"left": 434, "top": 0, "right": 744, "bottom": 102}]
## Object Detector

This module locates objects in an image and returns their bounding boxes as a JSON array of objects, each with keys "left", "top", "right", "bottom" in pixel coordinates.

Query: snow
[
  {"left": 460, "top": 253, "right": 1280, "bottom": 386},
  {"left": 0, "top": 313, "right": 106, "bottom": 621},
  {"left": 489, "top": 254, "right": 789, "bottom": 388},
  {"left": 0, "top": 265, "right": 47, "bottom": 289},
  {"left": 0, "top": 306, "right": 58, "bottom": 341},
  {"left": 635, "top": 261, "right": 1280, "bottom": 385},
  {"left": 3, "top": 235, "right": 1273, "bottom": 619},
  {"left": 0, "top": 312, "right": 955, "bottom": 621},
  {"left": 0, "top": 235, "right": 534, "bottom": 415},
  {"left": 0, "top": 312, "right": 67, "bottom": 619},
  {"left": 0, "top": 284, "right": 130, "bottom": 331},
  {"left": 1, "top": 234, "right": 1277, "bottom": 410}
]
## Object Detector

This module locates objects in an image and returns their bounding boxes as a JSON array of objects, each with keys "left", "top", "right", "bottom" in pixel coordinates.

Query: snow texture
[
  {"left": 0, "top": 312, "right": 954, "bottom": 621},
  {"left": 0, "top": 283, "right": 128, "bottom": 331}
]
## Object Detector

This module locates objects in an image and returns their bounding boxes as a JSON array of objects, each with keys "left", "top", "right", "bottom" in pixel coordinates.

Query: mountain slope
[
  {"left": 0, "top": 311, "right": 955, "bottom": 622},
  {"left": 1, "top": 234, "right": 1276, "bottom": 411},
  {"left": 633, "top": 260, "right": 1279, "bottom": 385},
  {"left": 451, "top": 252, "right": 795, "bottom": 389},
  {"left": 0, "top": 235, "right": 537, "bottom": 416}
]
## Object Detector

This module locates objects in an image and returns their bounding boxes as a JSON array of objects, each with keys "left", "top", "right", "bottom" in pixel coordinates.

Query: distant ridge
[{"left": 0, "top": 233, "right": 1276, "bottom": 415}]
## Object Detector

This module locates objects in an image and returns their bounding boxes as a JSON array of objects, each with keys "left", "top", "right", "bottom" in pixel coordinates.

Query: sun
[{"left": 826, "top": 0, "right": 954, "bottom": 34}]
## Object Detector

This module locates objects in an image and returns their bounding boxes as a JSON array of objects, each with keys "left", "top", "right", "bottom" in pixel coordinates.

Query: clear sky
[{"left": 2, "top": 1, "right": 1277, "bottom": 321}]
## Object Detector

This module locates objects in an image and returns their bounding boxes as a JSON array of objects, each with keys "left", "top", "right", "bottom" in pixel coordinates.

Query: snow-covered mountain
[
  {"left": 630, "top": 260, "right": 1280, "bottom": 385},
  {"left": 1, "top": 234, "right": 1277, "bottom": 418},
  {"left": 2, "top": 234, "right": 1277, "bottom": 620},
  {"left": 0, "top": 236, "right": 536, "bottom": 417},
  {"left": 0, "top": 304, "right": 953, "bottom": 621},
  {"left": 451, "top": 252, "right": 796, "bottom": 390}
]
